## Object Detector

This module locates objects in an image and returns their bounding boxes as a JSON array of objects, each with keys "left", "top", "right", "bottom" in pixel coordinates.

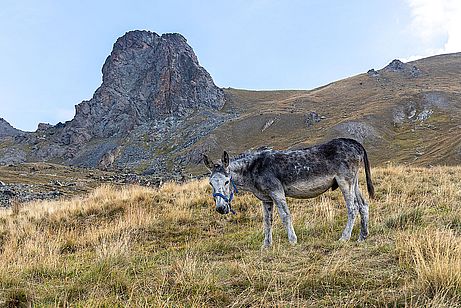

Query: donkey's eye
[{"left": 225, "top": 180, "right": 229, "bottom": 185}]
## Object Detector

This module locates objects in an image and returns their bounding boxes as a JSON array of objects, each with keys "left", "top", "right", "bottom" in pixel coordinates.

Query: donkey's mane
[{"left": 230, "top": 146, "right": 273, "bottom": 163}]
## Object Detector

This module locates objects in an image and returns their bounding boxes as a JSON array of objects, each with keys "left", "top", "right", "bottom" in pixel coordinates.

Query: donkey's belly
[{"left": 283, "top": 177, "right": 335, "bottom": 199}]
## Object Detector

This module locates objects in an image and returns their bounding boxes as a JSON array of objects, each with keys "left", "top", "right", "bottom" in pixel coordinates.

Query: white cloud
[{"left": 403, "top": 0, "right": 461, "bottom": 61}]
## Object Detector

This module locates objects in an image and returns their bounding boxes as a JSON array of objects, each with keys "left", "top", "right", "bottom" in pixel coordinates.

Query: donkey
[{"left": 203, "top": 138, "right": 375, "bottom": 247}]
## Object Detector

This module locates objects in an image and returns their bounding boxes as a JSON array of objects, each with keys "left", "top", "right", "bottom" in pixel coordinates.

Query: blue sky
[{"left": 1, "top": 0, "right": 460, "bottom": 131}]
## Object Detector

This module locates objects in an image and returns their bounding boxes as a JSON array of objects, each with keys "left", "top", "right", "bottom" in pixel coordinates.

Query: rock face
[
  {"left": 61, "top": 30, "right": 225, "bottom": 145},
  {"left": 304, "top": 112, "right": 323, "bottom": 127},
  {"left": 333, "top": 121, "right": 380, "bottom": 143},
  {"left": 0, "top": 118, "right": 22, "bottom": 138},
  {"left": 367, "top": 69, "right": 379, "bottom": 77}
]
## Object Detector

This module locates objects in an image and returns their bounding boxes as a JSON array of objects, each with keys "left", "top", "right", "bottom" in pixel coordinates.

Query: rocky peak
[
  {"left": 367, "top": 69, "right": 379, "bottom": 77},
  {"left": 382, "top": 59, "right": 422, "bottom": 77},
  {"left": 111, "top": 31, "right": 187, "bottom": 51},
  {"left": 65, "top": 30, "right": 225, "bottom": 143},
  {"left": 0, "top": 118, "right": 22, "bottom": 138},
  {"left": 37, "top": 123, "right": 52, "bottom": 131},
  {"left": 112, "top": 30, "right": 161, "bottom": 51},
  {"left": 385, "top": 59, "right": 405, "bottom": 71}
]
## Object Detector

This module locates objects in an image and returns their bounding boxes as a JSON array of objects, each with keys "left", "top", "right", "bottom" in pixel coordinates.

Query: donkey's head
[{"left": 203, "top": 151, "right": 236, "bottom": 215}]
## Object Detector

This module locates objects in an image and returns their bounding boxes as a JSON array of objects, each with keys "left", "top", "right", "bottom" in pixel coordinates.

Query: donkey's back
[{"left": 246, "top": 138, "right": 374, "bottom": 199}]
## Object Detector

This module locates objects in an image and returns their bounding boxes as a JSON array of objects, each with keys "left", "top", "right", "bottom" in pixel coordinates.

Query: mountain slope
[
  {"left": 187, "top": 54, "right": 461, "bottom": 173},
  {"left": 0, "top": 31, "right": 460, "bottom": 176}
]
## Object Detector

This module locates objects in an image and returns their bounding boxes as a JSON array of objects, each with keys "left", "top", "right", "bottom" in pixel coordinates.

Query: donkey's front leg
[
  {"left": 262, "top": 201, "right": 274, "bottom": 248},
  {"left": 271, "top": 192, "right": 297, "bottom": 245}
]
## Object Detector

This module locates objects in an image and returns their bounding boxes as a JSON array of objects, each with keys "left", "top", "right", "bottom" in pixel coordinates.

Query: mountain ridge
[{"left": 0, "top": 118, "right": 23, "bottom": 138}]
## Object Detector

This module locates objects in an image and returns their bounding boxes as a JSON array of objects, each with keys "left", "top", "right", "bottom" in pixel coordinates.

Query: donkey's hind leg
[
  {"left": 336, "top": 176, "right": 358, "bottom": 241},
  {"left": 355, "top": 179, "right": 369, "bottom": 242}
]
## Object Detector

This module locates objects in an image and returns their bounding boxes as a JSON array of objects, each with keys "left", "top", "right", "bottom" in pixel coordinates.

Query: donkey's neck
[{"left": 229, "top": 156, "right": 255, "bottom": 191}]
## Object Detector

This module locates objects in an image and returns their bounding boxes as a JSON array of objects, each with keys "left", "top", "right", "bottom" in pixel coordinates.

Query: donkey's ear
[
  {"left": 222, "top": 151, "right": 229, "bottom": 169},
  {"left": 203, "top": 154, "right": 214, "bottom": 171}
]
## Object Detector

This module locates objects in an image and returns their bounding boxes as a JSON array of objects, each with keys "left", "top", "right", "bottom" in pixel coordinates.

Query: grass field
[{"left": 1, "top": 165, "right": 461, "bottom": 306}]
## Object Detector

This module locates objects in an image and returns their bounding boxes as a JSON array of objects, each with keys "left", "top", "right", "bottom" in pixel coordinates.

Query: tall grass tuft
[{"left": 397, "top": 228, "right": 461, "bottom": 301}]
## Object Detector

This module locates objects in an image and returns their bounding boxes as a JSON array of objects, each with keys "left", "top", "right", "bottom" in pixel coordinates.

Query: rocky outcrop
[
  {"left": 261, "top": 118, "right": 277, "bottom": 132},
  {"left": 0, "top": 148, "right": 26, "bottom": 165},
  {"left": 333, "top": 121, "right": 380, "bottom": 143},
  {"left": 0, "top": 118, "right": 22, "bottom": 138},
  {"left": 382, "top": 59, "right": 422, "bottom": 78},
  {"left": 0, "top": 119, "right": 27, "bottom": 164},
  {"left": 392, "top": 91, "right": 454, "bottom": 127},
  {"left": 98, "top": 146, "right": 121, "bottom": 170},
  {"left": 367, "top": 69, "right": 379, "bottom": 77},
  {"left": 3, "top": 30, "right": 229, "bottom": 173},
  {"left": 304, "top": 112, "right": 324, "bottom": 127},
  {"left": 37, "top": 123, "right": 52, "bottom": 132},
  {"left": 422, "top": 91, "right": 451, "bottom": 109},
  {"left": 0, "top": 183, "right": 62, "bottom": 207},
  {"left": 61, "top": 30, "right": 225, "bottom": 145}
]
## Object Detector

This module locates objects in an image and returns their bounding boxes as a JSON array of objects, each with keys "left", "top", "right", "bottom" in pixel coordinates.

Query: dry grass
[
  {"left": 0, "top": 166, "right": 461, "bottom": 306},
  {"left": 397, "top": 228, "right": 461, "bottom": 301}
]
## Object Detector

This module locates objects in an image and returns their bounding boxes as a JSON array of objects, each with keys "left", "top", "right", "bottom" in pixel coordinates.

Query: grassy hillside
[
  {"left": 1, "top": 166, "right": 461, "bottom": 306},
  {"left": 186, "top": 53, "right": 461, "bottom": 174}
]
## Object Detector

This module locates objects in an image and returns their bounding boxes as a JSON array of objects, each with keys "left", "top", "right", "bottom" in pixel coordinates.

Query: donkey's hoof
[
  {"left": 357, "top": 235, "right": 368, "bottom": 242},
  {"left": 288, "top": 234, "right": 298, "bottom": 245},
  {"left": 261, "top": 243, "right": 271, "bottom": 250},
  {"left": 338, "top": 236, "right": 350, "bottom": 242}
]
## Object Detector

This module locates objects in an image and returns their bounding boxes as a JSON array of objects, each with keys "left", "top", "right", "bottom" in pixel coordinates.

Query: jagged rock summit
[
  {"left": 0, "top": 118, "right": 22, "bottom": 138},
  {"left": 382, "top": 59, "right": 422, "bottom": 77},
  {"left": 0, "top": 30, "right": 229, "bottom": 173},
  {"left": 63, "top": 30, "right": 225, "bottom": 145}
]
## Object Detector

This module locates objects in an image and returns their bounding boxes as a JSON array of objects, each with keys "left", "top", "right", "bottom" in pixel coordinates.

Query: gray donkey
[{"left": 203, "top": 138, "right": 375, "bottom": 247}]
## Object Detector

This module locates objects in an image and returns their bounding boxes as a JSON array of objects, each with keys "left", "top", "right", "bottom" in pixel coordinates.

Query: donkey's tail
[{"left": 362, "top": 146, "right": 375, "bottom": 199}]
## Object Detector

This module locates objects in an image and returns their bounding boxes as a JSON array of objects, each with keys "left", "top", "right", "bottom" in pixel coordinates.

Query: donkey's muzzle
[{"left": 216, "top": 205, "right": 229, "bottom": 214}]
